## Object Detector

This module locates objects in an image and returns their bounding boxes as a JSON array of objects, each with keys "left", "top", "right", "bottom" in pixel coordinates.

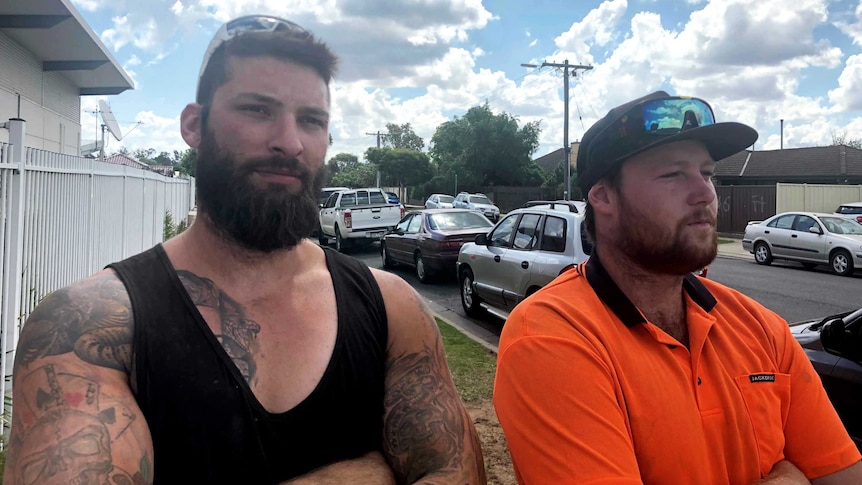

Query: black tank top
[{"left": 108, "top": 245, "right": 388, "bottom": 484}]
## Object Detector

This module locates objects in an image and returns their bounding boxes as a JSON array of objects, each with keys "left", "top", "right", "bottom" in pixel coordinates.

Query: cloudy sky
[{"left": 73, "top": 0, "right": 862, "bottom": 162}]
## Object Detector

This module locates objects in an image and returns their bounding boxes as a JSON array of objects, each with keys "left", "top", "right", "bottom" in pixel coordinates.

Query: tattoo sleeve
[
  {"left": 6, "top": 273, "right": 154, "bottom": 484},
  {"left": 382, "top": 292, "right": 486, "bottom": 484}
]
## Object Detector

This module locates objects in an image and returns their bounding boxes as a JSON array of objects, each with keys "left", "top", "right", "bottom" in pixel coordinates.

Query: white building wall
[{"left": 0, "top": 31, "right": 82, "bottom": 155}]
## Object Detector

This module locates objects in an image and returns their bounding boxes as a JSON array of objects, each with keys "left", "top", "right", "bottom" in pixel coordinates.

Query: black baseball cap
[{"left": 576, "top": 91, "right": 758, "bottom": 194}]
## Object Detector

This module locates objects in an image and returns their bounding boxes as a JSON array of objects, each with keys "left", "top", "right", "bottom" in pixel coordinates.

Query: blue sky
[{"left": 71, "top": 0, "right": 862, "bottom": 161}]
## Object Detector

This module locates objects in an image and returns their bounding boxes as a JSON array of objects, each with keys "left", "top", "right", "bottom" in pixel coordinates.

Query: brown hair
[
  {"left": 583, "top": 164, "right": 623, "bottom": 246},
  {"left": 196, "top": 30, "right": 338, "bottom": 106}
]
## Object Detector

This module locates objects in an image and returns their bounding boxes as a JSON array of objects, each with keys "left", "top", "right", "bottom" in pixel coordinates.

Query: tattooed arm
[
  {"left": 372, "top": 270, "right": 486, "bottom": 485},
  {"left": 4, "top": 270, "right": 154, "bottom": 485}
]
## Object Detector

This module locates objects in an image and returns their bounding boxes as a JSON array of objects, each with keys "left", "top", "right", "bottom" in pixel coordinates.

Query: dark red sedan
[{"left": 381, "top": 209, "right": 494, "bottom": 283}]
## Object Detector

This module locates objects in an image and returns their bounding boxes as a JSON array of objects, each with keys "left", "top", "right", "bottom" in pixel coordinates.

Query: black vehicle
[{"left": 791, "top": 307, "right": 862, "bottom": 450}]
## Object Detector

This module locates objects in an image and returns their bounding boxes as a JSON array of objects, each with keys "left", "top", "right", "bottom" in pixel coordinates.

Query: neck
[
  {"left": 595, "top": 244, "right": 689, "bottom": 345},
  {"left": 165, "top": 212, "right": 312, "bottom": 283}
]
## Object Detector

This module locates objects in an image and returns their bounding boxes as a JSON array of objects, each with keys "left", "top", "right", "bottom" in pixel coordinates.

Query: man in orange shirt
[{"left": 494, "top": 91, "right": 862, "bottom": 484}]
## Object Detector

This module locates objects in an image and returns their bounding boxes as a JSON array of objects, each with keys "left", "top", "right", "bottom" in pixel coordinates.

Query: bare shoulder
[
  {"left": 16, "top": 268, "right": 134, "bottom": 374},
  {"left": 6, "top": 270, "right": 154, "bottom": 484},
  {"left": 368, "top": 268, "right": 432, "bottom": 336}
]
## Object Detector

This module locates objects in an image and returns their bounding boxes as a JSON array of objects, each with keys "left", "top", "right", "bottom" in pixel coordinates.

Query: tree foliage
[
  {"left": 383, "top": 123, "right": 425, "bottom": 151},
  {"left": 366, "top": 147, "right": 432, "bottom": 188},
  {"left": 332, "top": 163, "right": 378, "bottom": 188},
  {"left": 430, "top": 103, "right": 543, "bottom": 187},
  {"left": 831, "top": 131, "right": 862, "bottom": 150},
  {"left": 324, "top": 153, "right": 359, "bottom": 185}
]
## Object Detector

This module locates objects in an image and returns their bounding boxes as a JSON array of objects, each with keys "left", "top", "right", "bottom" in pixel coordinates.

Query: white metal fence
[
  {"left": 0, "top": 125, "right": 195, "bottom": 420},
  {"left": 776, "top": 183, "right": 862, "bottom": 214}
]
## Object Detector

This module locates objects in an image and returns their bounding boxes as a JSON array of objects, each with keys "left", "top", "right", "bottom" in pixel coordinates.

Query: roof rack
[{"left": 520, "top": 200, "right": 584, "bottom": 213}]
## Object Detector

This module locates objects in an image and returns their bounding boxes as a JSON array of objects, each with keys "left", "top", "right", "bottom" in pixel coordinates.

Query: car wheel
[
  {"left": 830, "top": 249, "right": 854, "bottom": 276},
  {"left": 381, "top": 242, "right": 394, "bottom": 269},
  {"left": 335, "top": 226, "right": 348, "bottom": 253},
  {"left": 460, "top": 267, "right": 484, "bottom": 317},
  {"left": 415, "top": 252, "right": 433, "bottom": 284},
  {"left": 318, "top": 226, "right": 328, "bottom": 246},
  {"left": 754, "top": 242, "right": 772, "bottom": 265},
  {"left": 801, "top": 262, "right": 817, "bottom": 270}
]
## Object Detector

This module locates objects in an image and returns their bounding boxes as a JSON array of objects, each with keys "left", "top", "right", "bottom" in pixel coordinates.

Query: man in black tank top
[{"left": 5, "top": 15, "right": 485, "bottom": 485}]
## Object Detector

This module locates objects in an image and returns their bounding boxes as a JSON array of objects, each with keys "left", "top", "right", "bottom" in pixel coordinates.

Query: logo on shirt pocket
[{"left": 735, "top": 373, "right": 791, "bottom": 476}]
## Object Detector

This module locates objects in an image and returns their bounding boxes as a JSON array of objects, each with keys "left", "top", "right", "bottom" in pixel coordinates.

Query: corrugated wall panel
[{"left": 776, "top": 183, "right": 862, "bottom": 213}]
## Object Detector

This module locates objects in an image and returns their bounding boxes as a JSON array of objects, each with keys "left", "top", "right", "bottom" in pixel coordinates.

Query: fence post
[{"left": 1, "top": 118, "right": 27, "bottom": 429}]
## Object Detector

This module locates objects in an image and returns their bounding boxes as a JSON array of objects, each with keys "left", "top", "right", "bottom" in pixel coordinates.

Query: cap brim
[{"left": 624, "top": 122, "right": 758, "bottom": 164}]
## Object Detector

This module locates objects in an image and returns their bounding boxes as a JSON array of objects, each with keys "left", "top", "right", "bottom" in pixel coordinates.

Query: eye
[
  {"left": 661, "top": 171, "right": 682, "bottom": 179},
  {"left": 240, "top": 105, "right": 270, "bottom": 116},
  {"left": 299, "top": 116, "right": 327, "bottom": 128}
]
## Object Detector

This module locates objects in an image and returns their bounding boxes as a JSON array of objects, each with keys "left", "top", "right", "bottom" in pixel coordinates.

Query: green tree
[
  {"left": 133, "top": 148, "right": 157, "bottom": 165},
  {"left": 430, "top": 103, "right": 543, "bottom": 187},
  {"left": 366, "top": 147, "right": 433, "bottom": 189},
  {"left": 831, "top": 131, "right": 862, "bottom": 149},
  {"left": 153, "top": 151, "right": 174, "bottom": 166},
  {"left": 383, "top": 123, "right": 425, "bottom": 151},
  {"left": 178, "top": 148, "right": 197, "bottom": 176},
  {"left": 325, "top": 153, "right": 359, "bottom": 185},
  {"left": 332, "top": 163, "right": 378, "bottom": 187}
]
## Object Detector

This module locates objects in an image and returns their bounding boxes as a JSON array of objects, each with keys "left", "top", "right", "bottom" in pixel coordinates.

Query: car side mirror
[
  {"left": 475, "top": 234, "right": 488, "bottom": 245},
  {"left": 821, "top": 308, "right": 862, "bottom": 364},
  {"left": 809, "top": 226, "right": 822, "bottom": 235}
]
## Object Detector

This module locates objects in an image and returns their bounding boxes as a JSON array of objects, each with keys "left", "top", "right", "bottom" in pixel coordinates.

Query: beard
[
  {"left": 194, "top": 129, "right": 324, "bottom": 253},
  {"left": 616, "top": 193, "right": 717, "bottom": 275}
]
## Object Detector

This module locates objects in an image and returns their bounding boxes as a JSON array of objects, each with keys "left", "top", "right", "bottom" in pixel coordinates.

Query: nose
[
  {"left": 689, "top": 172, "right": 716, "bottom": 206},
  {"left": 268, "top": 115, "right": 304, "bottom": 158}
]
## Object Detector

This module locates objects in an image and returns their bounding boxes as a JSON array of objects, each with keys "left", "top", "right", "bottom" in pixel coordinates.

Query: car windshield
[
  {"left": 428, "top": 212, "right": 493, "bottom": 231},
  {"left": 469, "top": 196, "right": 492, "bottom": 204},
  {"left": 821, "top": 217, "right": 862, "bottom": 235},
  {"left": 438, "top": 195, "right": 454, "bottom": 203}
]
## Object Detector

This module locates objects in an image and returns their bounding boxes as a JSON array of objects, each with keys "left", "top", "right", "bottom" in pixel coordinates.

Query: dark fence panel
[
  {"left": 481, "top": 186, "right": 564, "bottom": 213},
  {"left": 716, "top": 185, "right": 776, "bottom": 234}
]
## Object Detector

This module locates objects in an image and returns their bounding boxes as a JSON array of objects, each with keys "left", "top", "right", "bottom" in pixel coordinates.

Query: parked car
[
  {"left": 834, "top": 202, "right": 862, "bottom": 224},
  {"left": 319, "top": 188, "right": 404, "bottom": 252},
  {"left": 453, "top": 192, "right": 500, "bottom": 222},
  {"left": 381, "top": 209, "right": 494, "bottom": 283},
  {"left": 386, "top": 191, "right": 400, "bottom": 205},
  {"left": 790, "top": 306, "right": 862, "bottom": 450},
  {"left": 457, "top": 201, "right": 592, "bottom": 320},
  {"left": 425, "top": 193, "right": 455, "bottom": 209},
  {"left": 319, "top": 186, "right": 350, "bottom": 206},
  {"left": 742, "top": 212, "right": 862, "bottom": 276}
]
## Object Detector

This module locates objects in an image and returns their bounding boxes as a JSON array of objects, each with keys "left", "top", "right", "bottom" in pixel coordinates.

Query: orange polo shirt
[{"left": 494, "top": 255, "right": 860, "bottom": 485}]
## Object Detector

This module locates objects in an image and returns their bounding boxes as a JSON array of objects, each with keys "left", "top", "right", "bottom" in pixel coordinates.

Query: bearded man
[
  {"left": 493, "top": 91, "right": 862, "bottom": 485},
  {"left": 5, "top": 15, "right": 485, "bottom": 485}
]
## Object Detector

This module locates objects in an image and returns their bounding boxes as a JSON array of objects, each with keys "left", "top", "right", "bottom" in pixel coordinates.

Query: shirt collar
[{"left": 584, "top": 251, "right": 717, "bottom": 327}]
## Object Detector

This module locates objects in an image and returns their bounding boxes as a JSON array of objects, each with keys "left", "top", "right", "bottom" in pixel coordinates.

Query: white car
[
  {"left": 425, "top": 193, "right": 455, "bottom": 209},
  {"left": 834, "top": 202, "right": 862, "bottom": 224},
  {"left": 452, "top": 192, "right": 500, "bottom": 222},
  {"left": 742, "top": 211, "right": 862, "bottom": 276}
]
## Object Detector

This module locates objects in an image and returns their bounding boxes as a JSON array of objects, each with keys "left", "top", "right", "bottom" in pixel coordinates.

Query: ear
[
  {"left": 588, "top": 180, "right": 616, "bottom": 217},
  {"left": 180, "top": 103, "right": 203, "bottom": 149}
]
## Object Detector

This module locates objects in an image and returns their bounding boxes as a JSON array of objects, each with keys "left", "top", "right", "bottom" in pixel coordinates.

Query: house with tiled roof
[
  {"left": 716, "top": 145, "right": 862, "bottom": 185},
  {"left": 104, "top": 153, "right": 150, "bottom": 170},
  {"left": 533, "top": 142, "right": 580, "bottom": 173}
]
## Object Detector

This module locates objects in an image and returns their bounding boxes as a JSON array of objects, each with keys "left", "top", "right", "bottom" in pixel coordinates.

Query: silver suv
[
  {"left": 834, "top": 202, "right": 862, "bottom": 224},
  {"left": 453, "top": 192, "right": 500, "bottom": 222},
  {"left": 456, "top": 201, "right": 592, "bottom": 320}
]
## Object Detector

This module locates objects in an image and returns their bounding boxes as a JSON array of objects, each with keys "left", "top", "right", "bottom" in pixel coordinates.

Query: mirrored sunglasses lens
[{"left": 642, "top": 99, "right": 715, "bottom": 134}]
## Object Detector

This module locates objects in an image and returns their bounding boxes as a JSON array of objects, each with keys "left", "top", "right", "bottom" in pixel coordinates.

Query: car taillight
[
  {"left": 434, "top": 240, "right": 462, "bottom": 249},
  {"left": 401, "top": 207, "right": 405, "bottom": 218},
  {"left": 857, "top": 216, "right": 862, "bottom": 224},
  {"left": 344, "top": 211, "right": 352, "bottom": 229},
  {"left": 558, "top": 264, "right": 575, "bottom": 276}
]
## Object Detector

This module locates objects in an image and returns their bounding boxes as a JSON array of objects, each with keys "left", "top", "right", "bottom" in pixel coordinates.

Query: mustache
[
  {"left": 684, "top": 209, "right": 717, "bottom": 226},
  {"left": 239, "top": 157, "right": 311, "bottom": 179}
]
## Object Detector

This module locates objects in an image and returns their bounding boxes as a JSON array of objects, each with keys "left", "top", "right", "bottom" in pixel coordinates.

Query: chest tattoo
[{"left": 177, "top": 271, "right": 262, "bottom": 384}]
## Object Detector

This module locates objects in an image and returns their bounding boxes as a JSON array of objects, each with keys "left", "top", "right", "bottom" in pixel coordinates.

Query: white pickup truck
[{"left": 318, "top": 188, "right": 404, "bottom": 252}]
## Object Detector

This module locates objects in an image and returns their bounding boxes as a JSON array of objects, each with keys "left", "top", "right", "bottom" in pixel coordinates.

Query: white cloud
[
  {"left": 554, "top": 0, "right": 628, "bottom": 65},
  {"left": 836, "top": 2, "right": 862, "bottom": 46},
  {"left": 828, "top": 54, "right": 862, "bottom": 111},
  {"left": 529, "top": 39, "right": 538, "bottom": 47}
]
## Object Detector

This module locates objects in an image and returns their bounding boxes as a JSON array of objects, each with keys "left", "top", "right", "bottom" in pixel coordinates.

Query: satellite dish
[{"left": 98, "top": 99, "right": 123, "bottom": 141}]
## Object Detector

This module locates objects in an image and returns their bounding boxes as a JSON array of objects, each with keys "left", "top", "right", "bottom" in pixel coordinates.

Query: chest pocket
[{"left": 734, "top": 373, "right": 791, "bottom": 475}]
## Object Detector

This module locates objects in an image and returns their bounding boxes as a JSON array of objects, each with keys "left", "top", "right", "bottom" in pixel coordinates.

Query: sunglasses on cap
[
  {"left": 198, "top": 15, "right": 311, "bottom": 81},
  {"left": 600, "top": 96, "right": 716, "bottom": 142}
]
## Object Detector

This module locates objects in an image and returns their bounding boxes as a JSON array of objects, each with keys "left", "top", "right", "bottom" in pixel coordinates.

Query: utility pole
[
  {"left": 366, "top": 131, "right": 386, "bottom": 187},
  {"left": 521, "top": 60, "right": 593, "bottom": 200}
]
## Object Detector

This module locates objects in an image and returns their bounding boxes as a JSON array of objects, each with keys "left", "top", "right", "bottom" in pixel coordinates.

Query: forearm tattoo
[
  {"left": 16, "top": 274, "right": 133, "bottom": 373},
  {"left": 382, "top": 293, "right": 482, "bottom": 484},
  {"left": 177, "top": 270, "right": 261, "bottom": 384}
]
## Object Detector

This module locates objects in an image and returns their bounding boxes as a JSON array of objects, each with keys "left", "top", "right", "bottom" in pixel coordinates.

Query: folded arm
[
  {"left": 4, "top": 271, "right": 154, "bottom": 485},
  {"left": 374, "top": 271, "right": 486, "bottom": 484}
]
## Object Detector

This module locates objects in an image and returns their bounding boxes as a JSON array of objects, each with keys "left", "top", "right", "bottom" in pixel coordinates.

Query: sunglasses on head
[
  {"left": 198, "top": 15, "right": 310, "bottom": 81},
  {"left": 607, "top": 96, "right": 717, "bottom": 142}
]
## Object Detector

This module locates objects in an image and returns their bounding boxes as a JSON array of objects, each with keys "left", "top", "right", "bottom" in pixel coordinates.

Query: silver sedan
[{"left": 742, "top": 211, "right": 862, "bottom": 276}]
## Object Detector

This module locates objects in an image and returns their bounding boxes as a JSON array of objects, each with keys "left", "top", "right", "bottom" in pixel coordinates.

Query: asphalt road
[{"left": 338, "top": 241, "right": 862, "bottom": 336}]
